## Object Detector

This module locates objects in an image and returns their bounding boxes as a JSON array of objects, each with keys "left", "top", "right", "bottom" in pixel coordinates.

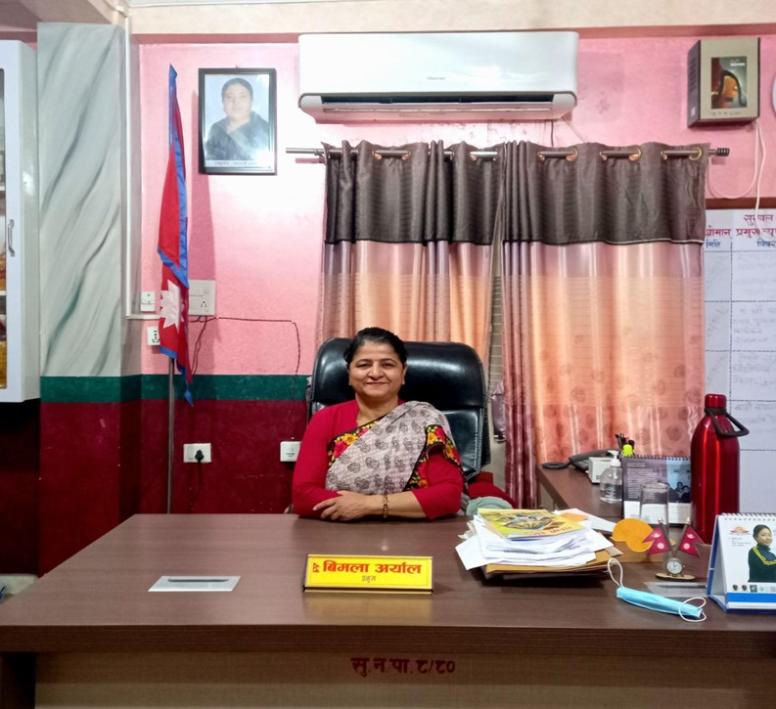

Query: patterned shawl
[{"left": 324, "top": 401, "right": 459, "bottom": 495}]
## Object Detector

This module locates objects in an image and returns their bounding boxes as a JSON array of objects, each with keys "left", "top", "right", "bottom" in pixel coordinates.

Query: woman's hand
[{"left": 313, "top": 491, "right": 378, "bottom": 522}]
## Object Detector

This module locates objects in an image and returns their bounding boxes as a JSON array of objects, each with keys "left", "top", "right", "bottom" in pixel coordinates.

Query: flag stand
[{"left": 166, "top": 360, "right": 175, "bottom": 514}]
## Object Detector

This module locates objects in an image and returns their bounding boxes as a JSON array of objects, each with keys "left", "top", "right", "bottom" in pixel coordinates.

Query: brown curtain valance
[
  {"left": 324, "top": 140, "right": 499, "bottom": 245},
  {"left": 497, "top": 141, "right": 708, "bottom": 245}
]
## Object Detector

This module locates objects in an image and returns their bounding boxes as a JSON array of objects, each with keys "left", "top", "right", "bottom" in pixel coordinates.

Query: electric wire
[
  {"left": 707, "top": 119, "right": 765, "bottom": 202},
  {"left": 190, "top": 315, "right": 302, "bottom": 375}
]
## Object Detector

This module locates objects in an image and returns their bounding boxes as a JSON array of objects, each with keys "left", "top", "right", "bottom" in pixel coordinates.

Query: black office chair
[{"left": 308, "top": 338, "right": 490, "bottom": 481}]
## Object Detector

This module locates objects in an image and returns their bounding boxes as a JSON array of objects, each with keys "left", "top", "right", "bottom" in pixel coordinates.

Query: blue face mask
[{"left": 608, "top": 559, "right": 706, "bottom": 623}]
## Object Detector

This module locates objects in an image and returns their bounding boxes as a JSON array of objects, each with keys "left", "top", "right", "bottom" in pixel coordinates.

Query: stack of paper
[{"left": 456, "top": 509, "right": 614, "bottom": 579}]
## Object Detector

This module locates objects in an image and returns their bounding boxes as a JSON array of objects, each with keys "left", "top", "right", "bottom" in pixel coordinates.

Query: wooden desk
[
  {"left": 1, "top": 514, "right": 775, "bottom": 707},
  {"left": 538, "top": 464, "right": 623, "bottom": 520}
]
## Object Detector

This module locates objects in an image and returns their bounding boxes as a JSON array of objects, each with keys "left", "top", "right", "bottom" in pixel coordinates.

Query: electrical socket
[
  {"left": 280, "top": 440, "right": 301, "bottom": 462},
  {"left": 189, "top": 279, "right": 216, "bottom": 316},
  {"left": 183, "top": 443, "right": 212, "bottom": 463},
  {"left": 146, "top": 326, "right": 160, "bottom": 347}
]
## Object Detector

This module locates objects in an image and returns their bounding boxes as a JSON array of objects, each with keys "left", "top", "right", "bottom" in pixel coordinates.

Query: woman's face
[
  {"left": 756, "top": 528, "right": 773, "bottom": 547},
  {"left": 348, "top": 340, "right": 406, "bottom": 405},
  {"left": 222, "top": 83, "right": 252, "bottom": 125}
]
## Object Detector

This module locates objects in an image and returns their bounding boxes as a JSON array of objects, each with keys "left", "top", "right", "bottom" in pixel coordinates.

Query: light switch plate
[
  {"left": 140, "top": 291, "right": 156, "bottom": 312},
  {"left": 280, "top": 440, "right": 301, "bottom": 462}
]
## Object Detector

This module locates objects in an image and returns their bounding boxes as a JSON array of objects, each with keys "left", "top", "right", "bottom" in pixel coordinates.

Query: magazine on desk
[
  {"left": 707, "top": 513, "right": 776, "bottom": 612},
  {"left": 477, "top": 509, "right": 583, "bottom": 541}
]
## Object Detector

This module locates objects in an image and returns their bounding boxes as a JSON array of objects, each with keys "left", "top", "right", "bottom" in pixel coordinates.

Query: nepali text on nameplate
[{"left": 304, "top": 554, "right": 432, "bottom": 592}]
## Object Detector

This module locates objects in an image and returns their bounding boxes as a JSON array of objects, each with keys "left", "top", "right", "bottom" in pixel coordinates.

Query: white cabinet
[{"left": 0, "top": 41, "right": 38, "bottom": 401}]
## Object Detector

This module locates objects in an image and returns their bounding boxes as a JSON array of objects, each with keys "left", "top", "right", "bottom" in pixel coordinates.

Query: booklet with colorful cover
[{"left": 477, "top": 509, "right": 584, "bottom": 541}]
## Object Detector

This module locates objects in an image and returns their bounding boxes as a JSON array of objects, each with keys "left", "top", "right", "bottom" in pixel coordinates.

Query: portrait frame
[
  {"left": 687, "top": 37, "right": 760, "bottom": 126},
  {"left": 198, "top": 67, "right": 277, "bottom": 175}
]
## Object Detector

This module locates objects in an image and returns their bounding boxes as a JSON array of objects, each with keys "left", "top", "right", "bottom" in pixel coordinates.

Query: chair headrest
[{"left": 310, "top": 338, "right": 486, "bottom": 410}]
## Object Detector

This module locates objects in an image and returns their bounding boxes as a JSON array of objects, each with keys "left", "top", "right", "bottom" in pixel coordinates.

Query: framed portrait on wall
[
  {"left": 198, "top": 68, "right": 277, "bottom": 175},
  {"left": 687, "top": 37, "right": 760, "bottom": 126}
]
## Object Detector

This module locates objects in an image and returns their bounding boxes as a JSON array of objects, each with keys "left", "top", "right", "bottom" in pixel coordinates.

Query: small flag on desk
[
  {"left": 157, "top": 65, "right": 192, "bottom": 404},
  {"left": 643, "top": 526, "right": 670, "bottom": 555},
  {"left": 678, "top": 526, "right": 701, "bottom": 557}
]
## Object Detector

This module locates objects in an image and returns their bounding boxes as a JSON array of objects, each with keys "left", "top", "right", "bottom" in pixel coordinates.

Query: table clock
[{"left": 646, "top": 523, "right": 700, "bottom": 581}]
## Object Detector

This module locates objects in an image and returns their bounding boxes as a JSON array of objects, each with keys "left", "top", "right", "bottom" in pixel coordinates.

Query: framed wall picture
[
  {"left": 198, "top": 68, "right": 277, "bottom": 175},
  {"left": 688, "top": 37, "right": 760, "bottom": 126}
]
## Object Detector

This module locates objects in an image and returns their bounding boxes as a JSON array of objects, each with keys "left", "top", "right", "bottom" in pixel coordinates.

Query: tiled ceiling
[
  {"left": 0, "top": 0, "right": 366, "bottom": 37},
  {"left": 0, "top": 0, "right": 113, "bottom": 35},
  {"left": 0, "top": 0, "right": 38, "bottom": 31}
]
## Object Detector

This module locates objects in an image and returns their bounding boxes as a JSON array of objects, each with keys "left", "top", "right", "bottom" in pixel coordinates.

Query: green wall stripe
[{"left": 41, "top": 375, "right": 308, "bottom": 403}]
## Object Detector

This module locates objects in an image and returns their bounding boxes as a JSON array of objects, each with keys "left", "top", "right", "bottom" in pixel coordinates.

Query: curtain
[
  {"left": 319, "top": 140, "right": 499, "bottom": 361},
  {"left": 497, "top": 142, "right": 707, "bottom": 506}
]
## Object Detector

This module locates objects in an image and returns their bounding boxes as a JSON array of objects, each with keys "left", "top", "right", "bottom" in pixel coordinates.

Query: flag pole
[
  {"left": 166, "top": 360, "right": 175, "bottom": 514},
  {"left": 158, "top": 64, "right": 192, "bottom": 515}
]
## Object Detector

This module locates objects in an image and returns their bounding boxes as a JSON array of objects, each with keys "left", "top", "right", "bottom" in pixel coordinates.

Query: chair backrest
[{"left": 308, "top": 338, "right": 490, "bottom": 480}]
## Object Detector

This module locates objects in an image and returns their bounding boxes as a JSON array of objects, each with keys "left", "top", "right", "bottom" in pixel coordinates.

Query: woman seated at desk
[{"left": 292, "top": 327, "right": 464, "bottom": 521}]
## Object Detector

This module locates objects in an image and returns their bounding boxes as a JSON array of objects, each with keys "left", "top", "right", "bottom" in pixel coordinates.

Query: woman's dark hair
[
  {"left": 221, "top": 77, "right": 253, "bottom": 100},
  {"left": 753, "top": 524, "right": 771, "bottom": 540},
  {"left": 343, "top": 327, "right": 407, "bottom": 366}
]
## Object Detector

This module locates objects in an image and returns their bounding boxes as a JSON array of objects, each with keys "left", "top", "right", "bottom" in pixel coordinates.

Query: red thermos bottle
[{"left": 691, "top": 393, "right": 749, "bottom": 542}]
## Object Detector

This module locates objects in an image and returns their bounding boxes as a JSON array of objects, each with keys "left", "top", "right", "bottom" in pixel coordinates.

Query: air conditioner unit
[{"left": 298, "top": 31, "right": 578, "bottom": 123}]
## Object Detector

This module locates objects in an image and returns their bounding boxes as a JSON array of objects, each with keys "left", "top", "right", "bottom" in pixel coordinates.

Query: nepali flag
[
  {"left": 677, "top": 525, "right": 702, "bottom": 557},
  {"left": 643, "top": 525, "right": 671, "bottom": 555},
  {"left": 157, "top": 65, "right": 192, "bottom": 404}
]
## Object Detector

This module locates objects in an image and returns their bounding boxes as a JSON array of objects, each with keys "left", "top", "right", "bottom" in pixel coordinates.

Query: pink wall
[{"left": 139, "top": 36, "right": 776, "bottom": 376}]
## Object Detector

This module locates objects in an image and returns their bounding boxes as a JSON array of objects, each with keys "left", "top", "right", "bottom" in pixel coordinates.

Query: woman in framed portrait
[{"left": 205, "top": 77, "right": 269, "bottom": 162}]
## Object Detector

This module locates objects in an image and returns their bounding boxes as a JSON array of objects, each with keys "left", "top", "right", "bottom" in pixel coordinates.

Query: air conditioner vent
[
  {"left": 299, "top": 31, "right": 579, "bottom": 124},
  {"left": 321, "top": 94, "right": 557, "bottom": 106}
]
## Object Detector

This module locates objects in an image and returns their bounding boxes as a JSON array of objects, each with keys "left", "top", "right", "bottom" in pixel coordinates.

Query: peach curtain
[
  {"left": 498, "top": 142, "right": 707, "bottom": 506},
  {"left": 319, "top": 141, "right": 498, "bottom": 362}
]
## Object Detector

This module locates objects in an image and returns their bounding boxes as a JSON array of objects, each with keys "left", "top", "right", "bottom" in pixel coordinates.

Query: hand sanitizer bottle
[{"left": 599, "top": 455, "right": 622, "bottom": 504}]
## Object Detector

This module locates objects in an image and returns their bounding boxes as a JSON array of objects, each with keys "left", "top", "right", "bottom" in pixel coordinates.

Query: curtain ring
[
  {"left": 401, "top": 152, "right": 411, "bottom": 161},
  {"left": 537, "top": 148, "right": 577, "bottom": 162},
  {"left": 599, "top": 150, "right": 609, "bottom": 162},
  {"left": 628, "top": 146, "right": 642, "bottom": 162},
  {"left": 689, "top": 146, "right": 704, "bottom": 161},
  {"left": 372, "top": 150, "right": 383, "bottom": 160}
]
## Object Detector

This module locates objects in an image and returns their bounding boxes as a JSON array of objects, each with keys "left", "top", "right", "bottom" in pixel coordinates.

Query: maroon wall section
[
  {"left": 38, "top": 402, "right": 126, "bottom": 574},
  {"left": 0, "top": 401, "right": 39, "bottom": 573},
  {"left": 37, "top": 399, "right": 306, "bottom": 573},
  {"left": 137, "top": 400, "right": 305, "bottom": 514}
]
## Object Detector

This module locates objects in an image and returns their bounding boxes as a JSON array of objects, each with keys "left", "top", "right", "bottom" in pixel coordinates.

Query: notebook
[{"left": 707, "top": 513, "right": 776, "bottom": 612}]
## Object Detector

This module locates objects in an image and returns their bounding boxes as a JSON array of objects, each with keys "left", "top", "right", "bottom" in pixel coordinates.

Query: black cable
[
  {"left": 189, "top": 315, "right": 302, "bottom": 375},
  {"left": 188, "top": 450, "right": 205, "bottom": 513}
]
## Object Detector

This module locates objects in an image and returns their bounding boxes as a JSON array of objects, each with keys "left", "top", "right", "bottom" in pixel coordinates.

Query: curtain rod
[{"left": 286, "top": 146, "right": 730, "bottom": 161}]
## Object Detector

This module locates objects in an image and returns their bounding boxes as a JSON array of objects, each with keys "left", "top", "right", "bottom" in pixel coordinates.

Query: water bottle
[
  {"left": 690, "top": 393, "right": 749, "bottom": 542},
  {"left": 599, "top": 456, "right": 622, "bottom": 504}
]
